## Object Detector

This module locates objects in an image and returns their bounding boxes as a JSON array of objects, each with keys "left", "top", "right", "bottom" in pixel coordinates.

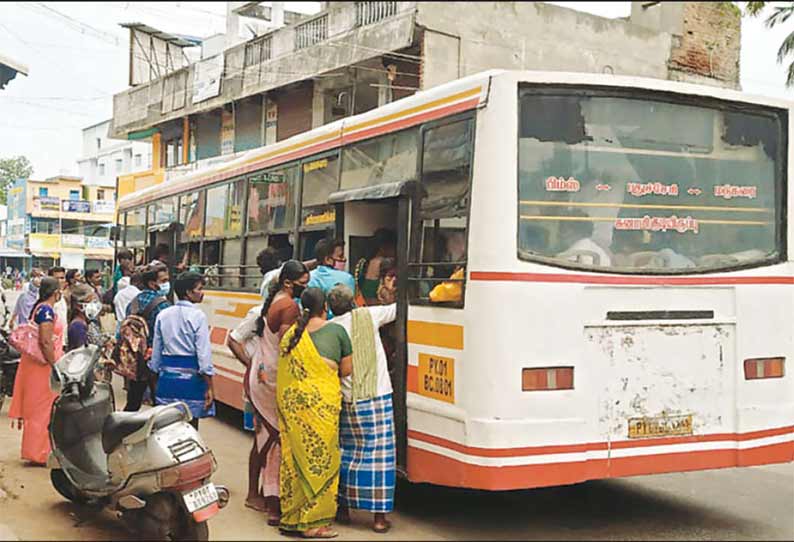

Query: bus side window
[{"left": 409, "top": 117, "right": 473, "bottom": 307}]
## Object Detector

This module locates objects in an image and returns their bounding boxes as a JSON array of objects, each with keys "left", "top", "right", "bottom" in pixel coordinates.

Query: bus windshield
[{"left": 517, "top": 87, "right": 785, "bottom": 273}]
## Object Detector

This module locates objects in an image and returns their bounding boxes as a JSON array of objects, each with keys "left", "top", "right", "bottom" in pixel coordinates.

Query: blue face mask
[{"left": 158, "top": 282, "right": 171, "bottom": 296}]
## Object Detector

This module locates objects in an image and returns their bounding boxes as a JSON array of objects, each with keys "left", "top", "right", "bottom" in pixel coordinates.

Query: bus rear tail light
[
  {"left": 744, "top": 357, "right": 785, "bottom": 380},
  {"left": 522, "top": 367, "right": 574, "bottom": 391}
]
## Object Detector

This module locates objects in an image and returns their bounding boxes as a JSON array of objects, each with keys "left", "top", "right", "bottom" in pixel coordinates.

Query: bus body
[{"left": 117, "top": 70, "right": 794, "bottom": 491}]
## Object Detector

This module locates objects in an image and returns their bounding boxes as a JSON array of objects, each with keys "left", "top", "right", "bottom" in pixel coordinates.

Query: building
[
  {"left": 6, "top": 176, "right": 116, "bottom": 272},
  {"left": 109, "top": 1, "right": 741, "bottom": 194},
  {"left": 78, "top": 119, "right": 153, "bottom": 190}
]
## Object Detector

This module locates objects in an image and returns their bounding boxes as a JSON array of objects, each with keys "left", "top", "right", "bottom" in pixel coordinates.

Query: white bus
[{"left": 117, "top": 70, "right": 794, "bottom": 490}]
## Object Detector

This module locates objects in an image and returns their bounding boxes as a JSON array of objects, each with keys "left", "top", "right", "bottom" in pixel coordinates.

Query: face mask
[
  {"left": 159, "top": 282, "right": 171, "bottom": 296},
  {"left": 292, "top": 284, "right": 305, "bottom": 299},
  {"left": 83, "top": 301, "right": 102, "bottom": 320},
  {"left": 333, "top": 260, "right": 347, "bottom": 271}
]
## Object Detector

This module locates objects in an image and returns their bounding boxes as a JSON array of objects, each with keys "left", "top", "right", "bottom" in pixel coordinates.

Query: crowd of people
[{"left": 5, "top": 228, "right": 401, "bottom": 539}]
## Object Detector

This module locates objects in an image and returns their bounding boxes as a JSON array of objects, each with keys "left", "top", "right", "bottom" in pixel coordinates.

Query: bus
[{"left": 116, "top": 70, "right": 794, "bottom": 490}]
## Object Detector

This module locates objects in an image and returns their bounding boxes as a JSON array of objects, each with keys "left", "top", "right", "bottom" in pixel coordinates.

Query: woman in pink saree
[
  {"left": 227, "top": 260, "right": 309, "bottom": 526},
  {"left": 8, "top": 277, "right": 64, "bottom": 465}
]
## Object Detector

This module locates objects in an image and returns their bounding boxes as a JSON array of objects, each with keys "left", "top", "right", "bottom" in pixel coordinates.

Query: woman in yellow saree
[{"left": 277, "top": 287, "right": 352, "bottom": 539}]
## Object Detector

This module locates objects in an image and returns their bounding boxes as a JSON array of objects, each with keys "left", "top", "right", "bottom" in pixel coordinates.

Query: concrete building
[
  {"left": 6, "top": 176, "right": 116, "bottom": 272},
  {"left": 109, "top": 1, "right": 741, "bottom": 193},
  {"left": 78, "top": 120, "right": 152, "bottom": 189}
]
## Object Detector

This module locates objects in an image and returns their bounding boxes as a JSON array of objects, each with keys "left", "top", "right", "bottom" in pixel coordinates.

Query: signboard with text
[{"left": 62, "top": 200, "right": 91, "bottom": 213}]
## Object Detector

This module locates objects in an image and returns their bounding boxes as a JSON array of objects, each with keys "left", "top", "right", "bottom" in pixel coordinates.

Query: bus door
[
  {"left": 147, "top": 222, "right": 181, "bottom": 272},
  {"left": 330, "top": 182, "right": 415, "bottom": 472}
]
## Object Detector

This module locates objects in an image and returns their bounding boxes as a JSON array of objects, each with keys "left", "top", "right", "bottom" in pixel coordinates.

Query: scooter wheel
[
  {"left": 50, "top": 469, "right": 88, "bottom": 504},
  {"left": 174, "top": 518, "right": 209, "bottom": 542}
]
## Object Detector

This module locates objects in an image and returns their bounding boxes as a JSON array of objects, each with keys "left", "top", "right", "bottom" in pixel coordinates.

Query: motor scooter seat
[{"left": 101, "top": 408, "right": 185, "bottom": 454}]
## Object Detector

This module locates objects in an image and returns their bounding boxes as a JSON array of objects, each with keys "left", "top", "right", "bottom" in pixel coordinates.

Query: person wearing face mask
[
  {"left": 10, "top": 268, "right": 44, "bottom": 329},
  {"left": 149, "top": 271, "right": 214, "bottom": 430},
  {"left": 308, "top": 239, "right": 355, "bottom": 315},
  {"left": 8, "top": 277, "right": 64, "bottom": 465},
  {"left": 123, "top": 263, "right": 172, "bottom": 412},
  {"left": 66, "top": 284, "right": 106, "bottom": 351}
]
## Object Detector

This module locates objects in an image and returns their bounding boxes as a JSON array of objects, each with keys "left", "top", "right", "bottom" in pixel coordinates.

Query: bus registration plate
[{"left": 628, "top": 414, "right": 693, "bottom": 439}]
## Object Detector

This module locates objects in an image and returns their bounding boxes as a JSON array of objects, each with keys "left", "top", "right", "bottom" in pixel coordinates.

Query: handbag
[{"left": 9, "top": 322, "right": 47, "bottom": 365}]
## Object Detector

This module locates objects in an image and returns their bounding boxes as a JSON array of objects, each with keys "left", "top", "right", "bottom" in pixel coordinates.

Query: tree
[
  {"left": 0, "top": 156, "right": 33, "bottom": 205},
  {"left": 746, "top": 1, "right": 794, "bottom": 86}
]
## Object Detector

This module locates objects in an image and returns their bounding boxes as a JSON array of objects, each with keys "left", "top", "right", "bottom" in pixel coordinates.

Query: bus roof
[
  {"left": 119, "top": 69, "right": 793, "bottom": 211},
  {"left": 118, "top": 69, "right": 498, "bottom": 211}
]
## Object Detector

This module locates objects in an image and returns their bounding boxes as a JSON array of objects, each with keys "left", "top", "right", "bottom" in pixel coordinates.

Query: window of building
[
  {"left": 99, "top": 163, "right": 105, "bottom": 176},
  {"left": 134, "top": 154, "right": 142, "bottom": 167},
  {"left": 96, "top": 137, "right": 101, "bottom": 150},
  {"left": 38, "top": 187, "right": 48, "bottom": 197},
  {"left": 147, "top": 153, "right": 152, "bottom": 169},
  {"left": 115, "top": 159, "right": 123, "bottom": 173},
  {"left": 516, "top": 89, "right": 782, "bottom": 273},
  {"left": 247, "top": 164, "right": 299, "bottom": 234},
  {"left": 409, "top": 116, "right": 474, "bottom": 307},
  {"left": 69, "top": 190, "right": 80, "bottom": 201},
  {"left": 97, "top": 189, "right": 105, "bottom": 200}
]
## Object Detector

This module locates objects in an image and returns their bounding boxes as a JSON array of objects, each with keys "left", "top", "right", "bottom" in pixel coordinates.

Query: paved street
[{"left": 1, "top": 386, "right": 792, "bottom": 541}]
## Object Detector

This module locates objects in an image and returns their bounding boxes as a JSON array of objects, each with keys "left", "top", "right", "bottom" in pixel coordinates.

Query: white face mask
[{"left": 83, "top": 301, "right": 102, "bottom": 320}]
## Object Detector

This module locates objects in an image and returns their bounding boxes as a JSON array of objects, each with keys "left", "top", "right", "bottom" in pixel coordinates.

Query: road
[{"left": 0, "top": 288, "right": 792, "bottom": 540}]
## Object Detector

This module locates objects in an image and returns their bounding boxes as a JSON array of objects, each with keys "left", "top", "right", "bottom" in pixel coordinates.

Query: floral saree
[{"left": 276, "top": 326, "right": 342, "bottom": 532}]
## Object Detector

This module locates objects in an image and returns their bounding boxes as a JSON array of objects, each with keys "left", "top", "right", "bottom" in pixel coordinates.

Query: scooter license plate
[{"left": 182, "top": 483, "right": 218, "bottom": 513}]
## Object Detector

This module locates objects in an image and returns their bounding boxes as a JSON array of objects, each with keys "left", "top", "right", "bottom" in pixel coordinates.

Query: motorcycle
[
  {"left": 47, "top": 345, "right": 229, "bottom": 541},
  {"left": 0, "top": 289, "right": 20, "bottom": 413}
]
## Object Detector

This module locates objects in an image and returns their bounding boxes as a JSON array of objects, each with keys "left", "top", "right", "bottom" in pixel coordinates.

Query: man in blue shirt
[
  {"left": 308, "top": 239, "right": 355, "bottom": 301},
  {"left": 150, "top": 271, "right": 214, "bottom": 430}
]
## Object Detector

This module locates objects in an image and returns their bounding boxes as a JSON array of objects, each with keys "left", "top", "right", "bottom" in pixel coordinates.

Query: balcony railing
[
  {"left": 356, "top": 1, "right": 399, "bottom": 26},
  {"left": 295, "top": 14, "right": 328, "bottom": 50}
]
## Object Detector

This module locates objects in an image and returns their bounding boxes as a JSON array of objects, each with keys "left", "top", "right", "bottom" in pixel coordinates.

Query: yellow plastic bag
[{"left": 429, "top": 268, "right": 464, "bottom": 303}]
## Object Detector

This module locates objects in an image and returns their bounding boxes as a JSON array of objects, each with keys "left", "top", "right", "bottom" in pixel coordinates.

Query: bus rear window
[{"left": 518, "top": 89, "right": 785, "bottom": 273}]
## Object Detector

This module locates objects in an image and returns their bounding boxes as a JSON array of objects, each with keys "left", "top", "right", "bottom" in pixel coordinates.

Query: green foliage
[
  {"left": 0, "top": 156, "right": 33, "bottom": 205},
  {"left": 745, "top": 1, "right": 794, "bottom": 86}
]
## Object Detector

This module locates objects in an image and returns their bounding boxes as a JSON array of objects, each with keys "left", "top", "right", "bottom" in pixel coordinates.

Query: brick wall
[{"left": 667, "top": 2, "right": 741, "bottom": 88}]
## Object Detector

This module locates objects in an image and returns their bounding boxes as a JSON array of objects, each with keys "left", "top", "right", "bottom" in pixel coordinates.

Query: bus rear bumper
[{"left": 405, "top": 416, "right": 794, "bottom": 491}]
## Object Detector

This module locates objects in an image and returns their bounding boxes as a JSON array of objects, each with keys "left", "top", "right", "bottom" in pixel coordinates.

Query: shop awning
[{"left": 0, "top": 249, "right": 31, "bottom": 258}]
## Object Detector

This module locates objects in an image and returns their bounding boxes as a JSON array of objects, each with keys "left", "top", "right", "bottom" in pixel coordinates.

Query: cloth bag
[{"left": 9, "top": 322, "right": 47, "bottom": 365}]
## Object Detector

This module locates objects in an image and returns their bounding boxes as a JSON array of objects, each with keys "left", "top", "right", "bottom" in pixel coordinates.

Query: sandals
[
  {"left": 300, "top": 526, "right": 338, "bottom": 539},
  {"left": 244, "top": 499, "right": 268, "bottom": 513},
  {"left": 373, "top": 519, "right": 392, "bottom": 534},
  {"left": 267, "top": 514, "right": 280, "bottom": 527}
]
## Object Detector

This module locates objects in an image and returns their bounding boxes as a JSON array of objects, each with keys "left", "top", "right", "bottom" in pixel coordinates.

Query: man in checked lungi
[{"left": 327, "top": 284, "right": 397, "bottom": 534}]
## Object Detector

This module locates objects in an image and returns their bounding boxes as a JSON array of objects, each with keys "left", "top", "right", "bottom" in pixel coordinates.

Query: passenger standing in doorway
[
  {"left": 123, "top": 263, "right": 171, "bottom": 412},
  {"left": 308, "top": 239, "right": 355, "bottom": 308},
  {"left": 327, "top": 285, "right": 397, "bottom": 534},
  {"left": 149, "top": 272, "right": 215, "bottom": 430},
  {"left": 354, "top": 229, "right": 396, "bottom": 307},
  {"left": 112, "top": 249, "right": 135, "bottom": 295}
]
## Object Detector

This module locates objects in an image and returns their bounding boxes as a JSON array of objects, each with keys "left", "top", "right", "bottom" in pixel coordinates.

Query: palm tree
[{"left": 746, "top": 1, "right": 794, "bottom": 85}]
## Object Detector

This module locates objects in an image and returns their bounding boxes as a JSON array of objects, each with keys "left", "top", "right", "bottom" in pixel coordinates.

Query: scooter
[
  {"left": 0, "top": 290, "right": 20, "bottom": 413},
  {"left": 47, "top": 345, "right": 229, "bottom": 541}
]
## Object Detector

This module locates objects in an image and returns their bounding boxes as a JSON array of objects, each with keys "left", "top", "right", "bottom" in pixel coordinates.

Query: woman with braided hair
[
  {"left": 276, "top": 287, "right": 352, "bottom": 539},
  {"left": 228, "top": 260, "right": 309, "bottom": 525}
]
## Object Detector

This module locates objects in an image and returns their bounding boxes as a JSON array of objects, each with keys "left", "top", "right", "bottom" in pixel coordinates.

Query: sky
[{"left": 0, "top": 1, "right": 793, "bottom": 180}]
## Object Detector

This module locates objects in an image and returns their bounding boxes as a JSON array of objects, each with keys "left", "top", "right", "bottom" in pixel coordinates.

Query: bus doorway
[{"left": 333, "top": 193, "right": 411, "bottom": 473}]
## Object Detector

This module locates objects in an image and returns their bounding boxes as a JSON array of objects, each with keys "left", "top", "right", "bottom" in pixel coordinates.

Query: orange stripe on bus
[
  {"left": 204, "top": 290, "right": 263, "bottom": 301},
  {"left": 210, "top": 327, "right": 228, "bottom": 345},
  {"left": 216, "top": 302, "right": 258, "bottom": 319},
  {"left": 213, "top": 372, "right": 244, "bottom": 411},
  {"left": 406, "top": 441, "right": 794, "bottom": 491},
  {"left": 408, "top": 425, "right": 794, "bottom": 458},
  {"left": 407, "top": 365, "right": 418, "bottom": 393},
  {"left": 407, "top": 320, "right": 464, "bottom": 350}
]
